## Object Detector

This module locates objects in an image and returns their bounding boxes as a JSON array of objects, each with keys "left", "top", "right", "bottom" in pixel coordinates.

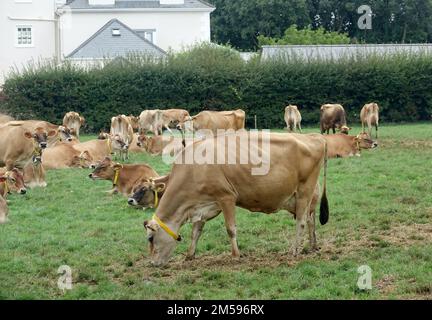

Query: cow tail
[{"left": 319, "top": 141, "right": 329, "bottom": 226}]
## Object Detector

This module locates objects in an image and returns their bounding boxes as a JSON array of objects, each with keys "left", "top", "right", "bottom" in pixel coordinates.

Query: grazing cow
[
  {"left": 137, "top": 134, "right": 184, "bottom": 156},
  {"left": 128, "top": 175, "right": 170, "bottom": 208},
  {"left": 0, "top": 126, "right": 56, "bottom": 170},
  {"left": 110, "top": 115, "right": 134, "bottom": 160},
  {"left": 63, "top": 112, "right": 85, "bottom": 139},
  {"left": 324, "top": 133, "right": 378, "bottom": 158},
  {"left": 361, "top": 103, "right": 380, "bottom": 139},
  {"left": 0, "top": 168, "right": 27, "bottom": 196},
  {"left": 285, "top": 105, "right": 302, "bottom": 132},
  {"left": 42, "top": 143, "right": 93, "bottom": 170},
  {"left": 181, "top": 109, "right": 246, "bottom": 135},
  {"left": 89, "top": 157, "right": 159, "bottom": 196},
  {"left": 160, "top": 109, "right": 191, "bottom": 131},
  {"left": 73, "top": 135, "right": 125, "bottom": 162},
  {"left": 143, "top": 132, "right": 329, "bottom": 267},
  {"left": 320, "top": 104, "right": 351, "bottom": 135},
  {"left": 0, "top": 193, "right": 8, "bottom": 224},
  {"left": 23, "top": 153, "right": 46, "bottom": 188},
  {"left": 0, "top": 113, "right": 14, "bottom": 125}
]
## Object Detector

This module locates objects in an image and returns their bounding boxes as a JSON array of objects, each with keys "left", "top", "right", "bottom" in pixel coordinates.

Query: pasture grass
[{"left": 0, "top": 124, "right": 431, "bottom": 300}]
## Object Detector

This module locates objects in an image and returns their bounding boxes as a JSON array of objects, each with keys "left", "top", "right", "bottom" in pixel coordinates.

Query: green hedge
[{"left": 1, "top": 44, "right": 432, "bottom": 132}]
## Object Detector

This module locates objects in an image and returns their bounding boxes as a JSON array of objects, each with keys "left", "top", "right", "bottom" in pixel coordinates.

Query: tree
[{"left": 258, "top": 25, "right": 351, "bottom": 46}]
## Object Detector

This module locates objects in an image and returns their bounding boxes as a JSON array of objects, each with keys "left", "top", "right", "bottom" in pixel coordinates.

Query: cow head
[
  {"left": 111, "top": 134, "right": 128, "bottom": 151},
  {"left": 128, "top": 115, "right": 139, "bottom": 131},
  {"left": 339, "top": 126, "right": 352, "bottom": 135},
  {"left": 137, "top": 134, "right": 151, "bottom": 150},
  {"left": 355, "top": 133, "right": 378, "bottom": 150},
  {"left": 80, "top": 116, "right": 86, "bottom": 126},
  {"left": 71, "top": 151, "right": 94, "bottom": 168},
  {"left": 24, "top": 127, "right": 56, "bottom": 150},
  {"left": 58, "top": 126, "right": 73, "bottom": 142},
  {"left": 143, "top": 218, "right": 179, "bottom": 267},
  {"left": 98, "top": 131, "right": 110, "bottom": 140},
  {"left": 128, "top": 178, "right": 167, "bottom": 208},
  {"left": 0, "top": 168, "right": 26, "bottom": 195},
  {"left": 88, "top": 157, "right": 121, "bottom": 180},
  {"left": 0, "top": 192, "right": 9, "bottom": 224}
]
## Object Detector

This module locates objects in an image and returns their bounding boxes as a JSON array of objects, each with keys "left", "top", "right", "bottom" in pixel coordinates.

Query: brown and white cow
[
  {"left": 181, "top": 109, "right": 246, "bottom": 135},
  {"left": 324, "top": 133, "right": 378, "bottom": 158},
  {"left": 0, "top": 125, "right": 56, "bottom": 170},
  {"left": 143, "top": 132, "right": 329, "bottom": 267},
  {"left": 42, "top": 142, "right": 93, "bottom": 170},
  {"left": 361, "top": 103, "right": 380, "bottom": 139},
  {"left": 0, "top": 193, "right": 8, "bottom": 224},
  {"left": 138, "top": 110, "right": 162, "bottom": 136},
  {"left": 0, "top": 168, "right": 27, "bottom": 196},
  {"left": 285, "top": 105, "right": 302, "bottom": 132},
  {"left": 63, "top": 112, "right": 85, "bottom": 139},
  {"left": 110, "top": 115, "right": 134, "bottom": 160},
  {"left": 88, "top": 157, "right": 159, "bottom": 196},
  {"left": 320, "top": 104, "right": 351, "bottom": 135},
  {"left": 73, "top": 135, "right": 125, "bottom": 162}
]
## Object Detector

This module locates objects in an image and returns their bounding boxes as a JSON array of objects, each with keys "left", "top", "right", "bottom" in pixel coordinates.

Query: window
[
  {"left": 134, "top": 29, "right": 156, "bottom": 43},
  {"left": 16, "top": 26, "right": 33, "bottom": 47},
  {"left": 112, "top": 28, "right": 121, "bottom": 36}
]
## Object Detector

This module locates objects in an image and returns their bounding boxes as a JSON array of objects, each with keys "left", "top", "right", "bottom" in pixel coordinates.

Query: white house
[{"left": 0, "top": 0, "right": 215, "bottom": 84}]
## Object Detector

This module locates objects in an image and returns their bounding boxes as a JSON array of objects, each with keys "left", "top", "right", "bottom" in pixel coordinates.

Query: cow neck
[
  {"left": 112, "top": 165, "right": 123, "bottom": 187},
  {"left": 32, "top": 140, "right": 43, "bottom": 158}
]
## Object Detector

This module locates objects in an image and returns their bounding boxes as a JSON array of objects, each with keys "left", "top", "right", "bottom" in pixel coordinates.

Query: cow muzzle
[
  {"left": 19, "top": 188, "right": 27, "bottom": 195},
  {"left": 40, "top": 142, "right": 47, "bottom": 149},
  {"left": 128, "top": 198, "right": 138, "bottom": 206}
]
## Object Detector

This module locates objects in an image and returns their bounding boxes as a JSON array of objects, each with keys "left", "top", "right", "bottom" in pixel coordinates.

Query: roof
[
  {"left": 67, "top": 19, "right": 166, "bottom": 59},
  {"left": 65, "top": 0, "right": 215, "bottom": 11}
]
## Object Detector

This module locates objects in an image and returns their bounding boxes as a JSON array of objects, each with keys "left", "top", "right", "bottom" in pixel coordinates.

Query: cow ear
[
  {"left": 154, "top": 183, "right": 166, "bottom": 193},
  {"left": 24, "top": 131, "right": 33, "bottom": 139},
  {"left": 48, "top": 130, "right": 56, "bottom": 137},
  {"left": 0, "top": 176, "right": 6, "bottom": 183},
  {"left": 113, "top": 163, "right": 123, "bottom": 170}
]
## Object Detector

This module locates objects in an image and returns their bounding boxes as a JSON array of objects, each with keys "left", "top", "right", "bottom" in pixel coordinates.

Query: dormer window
[{"left": 112, "top": 28, "right": 121, "bottom": 36}]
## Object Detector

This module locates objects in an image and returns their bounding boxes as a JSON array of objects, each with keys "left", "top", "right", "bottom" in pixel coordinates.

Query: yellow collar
[
  {"left": 112, "top": 167, "right": 122, "bottom": 187},
  {"left": 152, "top": 214, "right": 181, "bottom": 242},
  {"left": 153, "top": 190, "right": 159, "bottom": 208},
  {"left": 107, "top": 138, "right": 112, "bottom": 154}
]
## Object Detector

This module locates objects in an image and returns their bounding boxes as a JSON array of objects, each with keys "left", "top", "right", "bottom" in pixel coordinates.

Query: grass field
[{"left": 0, "top": 124, "right": 431, "bottom": 300}]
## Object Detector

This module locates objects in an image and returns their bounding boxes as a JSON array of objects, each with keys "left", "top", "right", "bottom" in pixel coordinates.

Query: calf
[
  {"left": 128, "top": 175, "right": 170, "bottom": 209},
  {"left": 285, "top": 105, "right": 302, "bottom": 132},
  {"left": 88, "top": 157, "right": 159, "bottom": 196},
  {"left": 324, "top": 133, "right": 378, "bottom": 158},
  {"left": 361, "top": 103, "right": 380, "bottom": 139},
  {"left": 320, "top": 104, "right": 351, "bottom": 135},
  {"left": 0, "top": 126, "right": 56, "bottom": 170},
  {"left": 63, "top": 112, "right": 85, "bottom": 139}
]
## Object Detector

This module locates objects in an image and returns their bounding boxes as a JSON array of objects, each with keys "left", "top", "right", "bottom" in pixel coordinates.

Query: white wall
[
  {"left": 0, "top": 0, "right": 57, "bottom": 85},
  {"left": 60, "top": 10, "right": 212, "bottom": 57}
]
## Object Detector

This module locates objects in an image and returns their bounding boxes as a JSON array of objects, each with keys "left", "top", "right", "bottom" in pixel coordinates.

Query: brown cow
[
  {"left": 320, "top": 104, "right": 351, "bottom": 135},
  {"left": 42, "top": 143, "right": 93, "bottom": 170},
  {"left": 182, "top": 110, "right": 246, "bottom": 135},
  {"left": 73, "top": 135, "right": 125, "bottom": 162},
  {"left": 324, "top": 133, "right": 378, "bottom": 158},
  {"left": 0, "top": 168, "right": 27, "bottom": 196},
  {"left": 63, "top": 112, "right": 85, "bottom": 139},
  {"left": 0, "top": 193, "right": 8, "bottom": 224},
  {"left": 110, "top": 115, "right": 134, "bottom": 160},
  {"left": 361, "top": 103, "right": 380, "bottom": 139},
  {"left": 143, "top": 132, "right": 329, "bottom": 267},
  {"left": 285, "top": 105, "right": 302, "bottom": 132},
  {"left": 137, "top": 134, "right": 184, "bottom": 156},
  {"left": 88, "top": 157, "right": 159, "bottom": 196},
  {"left": 0, "top": 126, "right": 56, "bottom": 170},
  {"left": 138, "top": 110, "right": 161, "bottom": 136}
]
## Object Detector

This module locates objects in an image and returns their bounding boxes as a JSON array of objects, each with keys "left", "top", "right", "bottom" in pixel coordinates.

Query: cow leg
[
  {"left": 376, "top": 125, "right": 379, "bottom": 139},
  {"left": 186, "top": 221, "right": 206, "bottom": 260},
  {"left": 219, "top": 200, "right": 240, "bottom": 258},
  {"left": 307, "top": 208, "right": 318, "bottom": 251},
  {"left": 332, "top": 127, "right": 336, "bottom": 134},
  {"left": 298, "top": 122, "right": 302, "bottom": 133}
]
